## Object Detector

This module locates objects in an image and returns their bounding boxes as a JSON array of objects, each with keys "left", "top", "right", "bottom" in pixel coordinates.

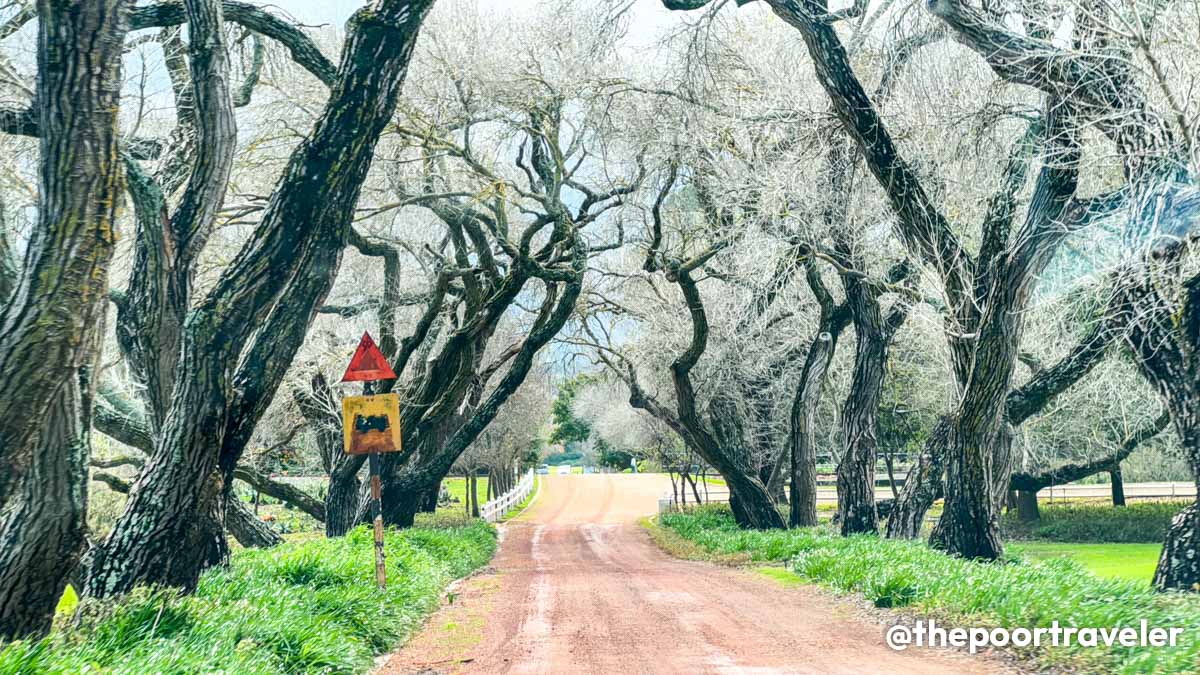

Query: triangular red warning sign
[{"left": 341, "top": 332, "right": 397, "bottom": 382}]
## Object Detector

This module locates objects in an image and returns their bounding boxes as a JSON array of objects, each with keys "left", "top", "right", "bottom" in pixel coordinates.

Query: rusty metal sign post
[{"left": 341, "top": 331, "right": 400, "bottom": 590}]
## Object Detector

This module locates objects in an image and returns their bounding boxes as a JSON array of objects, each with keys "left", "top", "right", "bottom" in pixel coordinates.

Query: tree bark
[
  {"left": 420, "top": 481, "right": 439, "bottom": 513},
  {"left": 1154, "top": 500, "right": 1200, "bottom": 592},
  {"left": 930, "top": 424, "right": 1006, "bottom": 559},
  {"left": 835, "top": 270, "right": 891, "bottom": 535},
  {"left": 0, "top": 0, "right": 127, "bottom": 507},
  {"left": 0, "top": 197, "right": 16, "bottom": 301},
  {"left": 1110, "top": 465, "right": 1126, "bottom": 507},
  {"left": 788, "top": 263, "right": 848, "bottom": 528},
  {"left": 0, "top": 369, "right": 94, "bottom": 639},
  {"left": 0, "top": 0, "right": 129, "bottom": 639},
  {"left": 1015, "top": 489, "right": 1040, "bottom": 522},
  {"left": 326, "top": 462, "right": 363, "bottom": 536}
]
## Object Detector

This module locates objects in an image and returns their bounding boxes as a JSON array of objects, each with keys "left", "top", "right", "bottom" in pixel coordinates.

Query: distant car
[
  {"left": 556, "top": 465, "right": 571, "bottom": 475},
  {"left": 537, "top": 464, "right": 550, "bottom": 475}
]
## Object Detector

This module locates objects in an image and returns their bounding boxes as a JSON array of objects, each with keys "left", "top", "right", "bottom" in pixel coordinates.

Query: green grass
[
  {"left": 1011, "top": 542, "right": 1163, "bottom": 583},
  {"left": 440, "top": 477, "right": 490, "bottom": 513},
  {"left": 1002, "top": 501, "right": 1186, "bottom": 543},
  {"left": 0, "top": 520, "right": 496, "bottom": 674},
  {"left": 655, "top": 506, "right": 1200, "bottom": 673}
]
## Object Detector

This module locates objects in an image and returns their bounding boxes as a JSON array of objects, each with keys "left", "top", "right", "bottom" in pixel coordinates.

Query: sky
[{"left": 270, "top": 0, "right": 689, "bottom": 47}]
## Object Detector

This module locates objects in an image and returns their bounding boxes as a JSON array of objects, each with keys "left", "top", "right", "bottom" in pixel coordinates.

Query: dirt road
[{"left": 379, "top": 474, "right": 1007, "bottom": 674}]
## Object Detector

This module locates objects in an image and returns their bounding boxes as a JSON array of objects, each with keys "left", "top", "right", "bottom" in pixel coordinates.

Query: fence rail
[
  {"left": 480, "top": 469, "right": 536, "bottom": 523},
  {"left": 658, "top": 481, "right": 1198, "bottom": 514}
]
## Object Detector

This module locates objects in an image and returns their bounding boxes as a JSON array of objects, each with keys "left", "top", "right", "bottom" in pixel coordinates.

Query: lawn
[
  {"left": 441, "top": 476, "right": 490, "bottom": 513},
  {"left": 1010, "top": 542, "right": 1163, "bottom": 583}
]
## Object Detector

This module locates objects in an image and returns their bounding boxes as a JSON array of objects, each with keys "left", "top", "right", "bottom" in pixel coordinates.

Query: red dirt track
[{"left": 378, "top": 474, "right": 1008, "bottom": 674}]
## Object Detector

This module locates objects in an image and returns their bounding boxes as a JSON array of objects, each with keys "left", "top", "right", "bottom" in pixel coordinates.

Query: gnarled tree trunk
[
  {"left": 885, "top": 418, "right": 949, "bottom": 538},
  {"left": 0, "top": 369, "right": 95, "bottom": 639},
  {"left": 0, "top": 0, "right": 129, "bottom": 639},
  {"left": 788, "top": 262, "right": 848, "bottom": 528},
  {"left": 1154, "top": 498, "right": 1200, "bottom": 591},
  {"left": 835, "top": 269, "right": 896, "bottom": 535}
]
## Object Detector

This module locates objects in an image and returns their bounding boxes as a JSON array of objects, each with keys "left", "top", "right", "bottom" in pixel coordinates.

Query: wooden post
[
  {"left": 369, "top": 450, "right": 386, "bottom": 589},
  {"left": 364, "top": 380, "right": 386, "bottom": 590}
]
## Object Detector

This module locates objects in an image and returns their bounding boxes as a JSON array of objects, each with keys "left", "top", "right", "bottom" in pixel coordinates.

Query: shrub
[
  {"left": 658, "top": 506, "right": 1200, "bottom": 673},
  {"left": 0, "top": 521, "right": 496, "bottom": 674},
  {"left": 1002, "top": 501, "right": 1186, "bottom": 543}
]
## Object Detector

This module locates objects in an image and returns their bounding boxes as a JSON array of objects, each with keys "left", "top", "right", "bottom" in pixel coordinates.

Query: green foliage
[
  {"left": 520, "top": 446, "right": 540, "bottom": 468},
  {"left": 658, "top": 507, "right": 1200, "bottom": 673},
  {"left": 543, "top": 450, "right": 582, "bottom": 465},
  {"left": 597, "top": 438, "right": 633, "bottom": 471},
  {"left": 1, "top": 521, "right": 496, "bottom": 674},
  {"left": 548, "top": 374, "right": 597, "bottom": 445},
  {"left": 1002, "top": 501, "right": 1186, "bottom": 543}
]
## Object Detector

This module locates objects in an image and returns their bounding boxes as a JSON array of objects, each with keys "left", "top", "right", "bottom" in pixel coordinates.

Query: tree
[
  {"left": 659, "top": 0, "right": 1158, "bottom": 561},
  {"left": 0, "top": 0, "right": 130, "bottom": 640},
  {"left": 584, "top": 159, "right": 786, "bottom": 529},
  {"left": 907, "top": 0, "right": 1198, "bottom": 582},
  {"left": 351, "top": 3, "right": 640, "bottom": 528},
  {"left": 82, "top": 0, "right": 438, "bottom": 599},
  {"left": 549, "top": 374, "right": 597, "bottom": 446}
]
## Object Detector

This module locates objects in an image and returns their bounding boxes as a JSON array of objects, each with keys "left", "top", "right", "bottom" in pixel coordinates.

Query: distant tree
[
  {"left": 549, "top": 374, "right": 598, "bottom": 446},
  {"left": 597, "top": 439, "right": 634, "bottom": 472}
]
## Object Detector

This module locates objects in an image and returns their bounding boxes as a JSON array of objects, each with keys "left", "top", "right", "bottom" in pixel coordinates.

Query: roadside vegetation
[
  {"left": 1002, "top": 501, "right": 1182, "bottom": 544},
  {"left": 654, "top": 506, "right": 1199, "bottom": 673},
  {"left": 0, "top": 520, "right": 495, "bottom": 674}
]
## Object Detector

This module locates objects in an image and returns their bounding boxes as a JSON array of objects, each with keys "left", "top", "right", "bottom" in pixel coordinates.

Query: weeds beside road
[{"left": 0, "top": 517, "right": 495, "bottom": 674}]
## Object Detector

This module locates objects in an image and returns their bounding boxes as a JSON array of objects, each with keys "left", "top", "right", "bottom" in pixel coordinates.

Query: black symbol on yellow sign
[{"left": 342, "top": 393, "right": 402, "bottom": 455}]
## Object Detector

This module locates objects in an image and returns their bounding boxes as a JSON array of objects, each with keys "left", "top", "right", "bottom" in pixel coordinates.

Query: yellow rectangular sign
[{"left": 342, "top": 393, "right": 402, "bottom": 455}]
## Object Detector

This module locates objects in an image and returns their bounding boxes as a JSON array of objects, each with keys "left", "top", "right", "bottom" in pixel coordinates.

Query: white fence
[
  {"left": 658, "top": 481, "right": 1199, "bottom": 514},
  {"left": 480, "top": 469, "right": 536, "bottom": 523}
]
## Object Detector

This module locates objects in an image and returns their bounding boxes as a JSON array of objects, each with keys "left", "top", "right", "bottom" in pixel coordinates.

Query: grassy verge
[
  {"left": 0, "top": 519, "right": 496, "bottom": 674},
  {"left": 653, "top": 506, "right": 1200, "bottom": 673}
]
